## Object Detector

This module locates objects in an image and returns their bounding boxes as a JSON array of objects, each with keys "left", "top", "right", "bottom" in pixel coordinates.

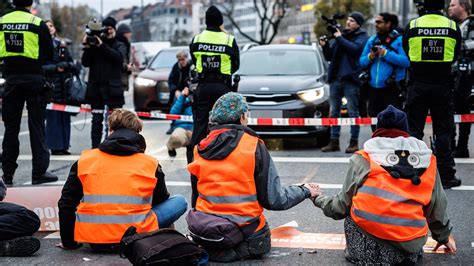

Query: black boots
[
  {"left": 345, "top": 139, "right": 359, "bottom": 154},
  {"left": 322, "top": 139, "right": 340, "bottom": 152},
  {"left": 0, "top": 236, "right": 40, "bottom": 257},
  {"left": 453, "top": 147, "right": 469, "bottom": 158},
  {"left": 32, "top": 171, "right": 58, "bottom": 185}
]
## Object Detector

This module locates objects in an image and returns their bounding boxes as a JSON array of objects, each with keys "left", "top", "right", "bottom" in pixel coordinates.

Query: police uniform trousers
[
  {"left": 2, "top": 74, "right": 50, "bottom": 177},
  {"left": 406, "top": 80, "right": 456, "bottom": 182},
  {"left": 0, "top": 202, "right": 40, "bottom": 241},
  {"left": 453, "top": 74, "right": 472, "bottom": 151}
]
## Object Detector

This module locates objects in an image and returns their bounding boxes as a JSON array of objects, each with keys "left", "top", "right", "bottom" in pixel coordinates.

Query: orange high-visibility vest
[
  {"left": 188, "top": 132, "right": 266, "bottom": 232},
  {"left": 351, "top": 150, "right": 437, "bottom": 241},
  {"left": 75, "top": 149, "right": 159, "bottom": 244}
]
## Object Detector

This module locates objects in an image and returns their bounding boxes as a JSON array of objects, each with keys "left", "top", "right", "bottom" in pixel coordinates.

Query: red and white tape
[{"left": 47, "top": 103, "right": 474, "bottom": 126}]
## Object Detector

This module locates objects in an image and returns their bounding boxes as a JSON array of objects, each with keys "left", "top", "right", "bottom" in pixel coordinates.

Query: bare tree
[{"left": 216, "top": 0, "right": 289, "bottom": 45}]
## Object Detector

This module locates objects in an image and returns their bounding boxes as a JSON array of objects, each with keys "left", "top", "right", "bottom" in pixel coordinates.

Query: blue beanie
[
  {"left": 209, "top": 92, "right": 249, "bottom": 124},
  {"left": 376, "top": 105, "right": 409, "bottom": 132}
]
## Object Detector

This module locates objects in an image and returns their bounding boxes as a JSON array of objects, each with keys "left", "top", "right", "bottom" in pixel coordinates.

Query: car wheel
[{"left": 315, "top": 127, "right": 330, "bottom": 147}]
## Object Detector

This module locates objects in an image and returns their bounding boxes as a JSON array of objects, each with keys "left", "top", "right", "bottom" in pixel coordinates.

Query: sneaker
[
  {"left": 321, "top": 139, "right": 340, "bottom": 152},
  {"left": 453, "top": 148, "right": 469, "bottom": 158},
  {"left": 0, "top": 236, "right": 40, "bottom": 257},
  {"left": 345, "top": 139, "right": 359, "bottom": 154},
  {"left": 168, "top": 149, "right": 177, "bottom": 157},
  {"left": 32, "top": 171, "right": 58, "bottom": 185},
  {"left": 2, "top": 175, "right": 13, "bottom": 186},
  {"left": 166, "top": 127, "right": 174, "bottom": 135},
  {"left": 442, "top": 177, "right": 462, "bottom": 189}
]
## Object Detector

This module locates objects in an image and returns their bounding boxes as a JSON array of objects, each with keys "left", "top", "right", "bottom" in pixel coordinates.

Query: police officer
[
  {"left": 403, "top": 0, "right": 462, "bottom": 189},
  {"left": 449, "top": 0, "right": 473, "bottom": 158},
  {"left": 189, "top": 5, "right": 239, "bottom": 150},
  {"left": 0, "top": 0, "right": 57, "bottom": 186}
]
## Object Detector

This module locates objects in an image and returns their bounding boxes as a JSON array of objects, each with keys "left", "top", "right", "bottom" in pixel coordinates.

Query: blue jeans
[
  {"left": 152, "top": 194, "right": 188, "bottom": 228},
  {"left": 329, "top": 80, "right": 360, "bottom": 140}
]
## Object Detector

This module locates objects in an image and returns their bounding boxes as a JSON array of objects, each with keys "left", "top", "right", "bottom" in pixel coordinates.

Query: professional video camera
[
  {"left": 319, "top": 14, "right": 345, "bottom": 41},
  {"left": 85, "top": 19, "right": 106, "bottom": 46}
]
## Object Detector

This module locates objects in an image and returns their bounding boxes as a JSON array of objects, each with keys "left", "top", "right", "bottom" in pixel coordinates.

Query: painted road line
[
  {"left": 452, "top": 186, "right": 474, "bottom": 191},
  {"left": 149, "top": 146, "right": 169, "bottom": 156},
  {"left": 44, "top": 232, "right": 60, "bottom": 239},
  {"left": 0, "top": 118, "right": 91, "bottom": 140}
]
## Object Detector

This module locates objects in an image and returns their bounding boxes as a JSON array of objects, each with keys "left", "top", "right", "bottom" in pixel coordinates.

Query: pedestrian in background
[
  {"left": 43, "top": 20, "right": 77, "bottom": 155},
  {"left": 167, "top": 87, "right": 193, "bottom": 158},
  {"left": 189, "top": 5, "right": 240, "bottom": 206},
  {"left": 81, "top": 17, "right": 127, "bottom": 148},
  {"left": 0, "top": 0, "right": 58, "bottom": 185},
  {"left": 449, "top": 0, "right": 473, "bottom": 158},
  {"left": 359, "top": 13, "right": 410, "bottom": 131},
  {"left": 313, "top": 105, "right": 456, "bottom": 264},
  {"left": 116, "top": 23, "right": 132, "bottom": 92},
  {"left": 403, "top": 0, "right": 462, "bottom": 189},
  {"left": 319, "top": 12, "right": 368, "bottom": 153}
]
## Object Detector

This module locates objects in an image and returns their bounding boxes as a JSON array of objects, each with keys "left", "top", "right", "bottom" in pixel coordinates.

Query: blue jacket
[
  {"left": 359, "top": 34, "right": 410, "bottom": 89},
  {"left": 170, "top": 95, "right": 193, "bottom": 131},
  {"left": 322, "top": 28, "right": 368, "bottom": 84}
]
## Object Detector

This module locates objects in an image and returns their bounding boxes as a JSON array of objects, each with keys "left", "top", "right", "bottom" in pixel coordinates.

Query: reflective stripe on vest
[
  {"left": 75, "top": 149, "right": 159, "bottom": 244},
  {"left": 188, "top": 132, "right": 267, "bottom": 232},
  {"left": 408, "top": 14, "right": 458, "bottom": 63},
  {"left": 350, "top": 150, "right": 436, "bottom": 241},
  {"left": 192, "top": 30, "right": 234, "bottom": 75},
  {"left": 0, "top": 11, "right": 41, "bottom": 60}
]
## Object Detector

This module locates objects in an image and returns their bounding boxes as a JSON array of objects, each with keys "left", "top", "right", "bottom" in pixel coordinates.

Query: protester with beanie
[
  {"left": 319, "top": 12, "right": 369, "bottom": 154},
  {"left": 312, "top": 105, "right": 456, "bottom": 264},
  {"left": 1, "top": 0, "right": 58, "bottom": 185},
  {"left": 187, "top": 92, "right": 321, "bottom": 262},
  {"left": 0, "top": 178, "right": 42, "bottom": 257},
  {"left": 82, "top": 16, "right": 127, "bottom": 148},
  {"left": 189, "top": 5, "right": 240, "bottom": 207},
  {"left": 116, "top": 23, "right": 132, "bottom": 91},
  {"left": 403, "top": 0, "right": 462, "bottom": 189}
]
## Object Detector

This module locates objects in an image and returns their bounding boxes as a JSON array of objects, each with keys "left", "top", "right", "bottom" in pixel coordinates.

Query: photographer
[
  {"left": 43, "top": 20, "right": 78, "bottom": 155},
  {"left": 449, "top": 0, "right": 473, "bottom": 158},
  {"left": 319, "top": 12, "right": 368, "bottom": 153},
  {"left": 81, "top": 17, "right": 127, "bottom": 148},
  {"left": 166, "top": 87, "right": 193, "bottom": 158},
  {"left": 359, "top": 13, "right": 410, "bottom": 131}
]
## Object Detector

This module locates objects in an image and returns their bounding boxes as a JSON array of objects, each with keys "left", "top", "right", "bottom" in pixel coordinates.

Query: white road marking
[
  {"left": 471, "top": 242, "right": 474, "bottom": 248},
  {"left": 0, "top": 118, "right": 91, "bottom": 140}
]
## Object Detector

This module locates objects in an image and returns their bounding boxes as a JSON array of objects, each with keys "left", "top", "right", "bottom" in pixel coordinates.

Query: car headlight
[
  {"left": 135, "top": 77, "right": 157, "bottom": 87},
  {"left": 297, "top": 87, "right": 325, "bottom": 102},
  {"left": 0, "top": 78, "right": 5, "bottom": 86}
]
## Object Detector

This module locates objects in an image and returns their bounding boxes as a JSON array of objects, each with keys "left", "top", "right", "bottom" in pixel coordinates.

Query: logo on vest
[
  {"left": 198, "top": 43, "right": 226, "bottom": 53},
  {"left": 417, "top": 28, "right": 449, "bottom": 36},
  {"left": 2, "top": 23, "right": 30, "bottom": 31}
]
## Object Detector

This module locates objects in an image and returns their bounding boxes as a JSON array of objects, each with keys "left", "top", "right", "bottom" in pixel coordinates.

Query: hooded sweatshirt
[{"left": 58, "top": 128, "right": 169, "bottom": 248}]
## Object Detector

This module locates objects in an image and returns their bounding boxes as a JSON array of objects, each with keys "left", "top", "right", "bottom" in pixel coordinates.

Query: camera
[
  {"left": 371, "top": 46, "right": 380, "bottom": 53},
  {"left": 85, "top": 19, "right": 106, "bottom": 46},
  {"left": 358, "top": 70, "right": 370, "bottom": 83},
  {"left": 321, "top": 14, "right": 344, "bottom": 38}
]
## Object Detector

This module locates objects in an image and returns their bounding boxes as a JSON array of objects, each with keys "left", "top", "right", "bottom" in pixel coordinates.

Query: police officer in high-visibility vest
[
  {"left": 189, "top": 5, "right": 240, "bottom": 157},
  {"left": 403, "top": 0, "right": 462, "bottom": 189},
  {"left": 0, "top": 0, "right": 57, "bottom": 186}
]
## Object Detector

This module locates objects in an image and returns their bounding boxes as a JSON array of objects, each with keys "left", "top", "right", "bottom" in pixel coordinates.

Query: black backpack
[{"left": 119, "top": 226, "right": 208, "bottom": 266}]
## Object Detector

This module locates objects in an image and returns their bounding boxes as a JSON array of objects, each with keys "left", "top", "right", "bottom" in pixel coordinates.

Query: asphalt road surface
[{"left": 1, "top": 91, "right": 473, "bottom": 265}]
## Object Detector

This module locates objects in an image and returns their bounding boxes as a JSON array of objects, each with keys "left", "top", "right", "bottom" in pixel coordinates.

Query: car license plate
[
  {"left": 159, "top": 92, "right": 170, "bottom": 101},
  {"left": 249, "top": 110, "right": 282, "bottom": 118}
]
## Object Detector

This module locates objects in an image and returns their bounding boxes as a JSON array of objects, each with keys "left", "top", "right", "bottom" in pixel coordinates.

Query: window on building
[{"left": 183, "top": 18, "right": 187, "bottom": 24}]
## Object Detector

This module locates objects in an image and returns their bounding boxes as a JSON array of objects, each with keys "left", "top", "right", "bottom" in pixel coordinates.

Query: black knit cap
[
  {"left": 117, "top": 23, "right": 131, "bottom": 35},
  {"left": 424, "top": 0, "right": 445, "bottom": 11},
  {"left": 349, "top": 12, "right": 365, "bottom": 26},
  {"left": 13, "top": 0, "right": 33, "bottom": 7},
  {"left": 102, "top": 17, "right": 117, "bottom": 30},
  {"left": 206, "top": 5, "right": 224, "bottom": 27}
]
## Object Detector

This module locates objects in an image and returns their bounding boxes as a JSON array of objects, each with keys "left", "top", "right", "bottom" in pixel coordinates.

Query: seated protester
[
  {"left": 58, "top": 109, "right": 188, "bottom": 251},
  {"left": 0, "top": 178, "right": 41, "bottom": 256},
  {"left": 187, "top": 92, "right": 320, "bottom": 262},
  {"left": 312, "top": 105, "right": 456, "bottom": 265},
  {"left": 167, "top": 87, "right": 193, "bottom": 158}
]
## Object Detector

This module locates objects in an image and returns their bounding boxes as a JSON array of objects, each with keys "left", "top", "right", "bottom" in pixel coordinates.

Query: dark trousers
[
  {"left": 2, "top": 75, "right": 50, "bottom": 177},
  {"left": 453, "top": 75, "right": 472, "bottom": 150},
  {"left": 368, "top": 86, "right": 400, "bottom": 131},
  {"left": 46, "top": 110, "right": 71, "bottom": 151},
  {"left": 91, "top": 103, "right": 122, "bottom": 148},
  {"left": 406, "top": 81, "right": 456, "bottom": 182},
  {"left": 190, "top": 82, "right": 230, "bottom": 207},
  {"left": 0, "top": 202, "right": 40, "bottom": 241}
]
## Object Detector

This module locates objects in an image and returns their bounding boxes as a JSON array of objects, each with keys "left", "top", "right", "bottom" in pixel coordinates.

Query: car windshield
[
  {"left": 148, "top": 50, "right": 179, "bottom": 70},
  {"left": 238, "top": 49, "right": 322, "bottom": 76}
]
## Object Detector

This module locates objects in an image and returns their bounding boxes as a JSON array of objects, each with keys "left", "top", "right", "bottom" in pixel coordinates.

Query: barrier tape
[{"left": 47, "top": 103, "right": 474, "bottom": 126}]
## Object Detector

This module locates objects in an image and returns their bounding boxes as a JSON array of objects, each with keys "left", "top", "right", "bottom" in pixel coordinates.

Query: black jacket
[
  {"left": 1, "top": 8, "right": 53, "bottom": 76},
  {"left": 116, "top": 34, "right": 131, "bottom": 90},
  {"left": 191, "top": 124, "right": 310, "bottom": 208},
  {"left": 81, "top": 37, "right": 126, "bottom": 106},
  {"left": 42, "top": 37, "right": 78, "bottom": 104},
  {"left": 168, "top": 61, "right": 191, "bottom": 96},
  {"left": 58, "top": 128, "right": 169, "bottom": 248}
]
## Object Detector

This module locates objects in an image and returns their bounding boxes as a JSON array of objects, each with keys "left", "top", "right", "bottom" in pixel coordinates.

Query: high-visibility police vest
[
  {"left": 408, "top": 14, "right": 458, "bottom": 63},
  {"left": 350, "top": 150, "right": 437, "bottom": 242},
  {"left": 191, "top": 30, "right": 234, "bottom": 75},
  {"left": 0, "top": 10, "right": 42, "bottom": 60},
  {"left": 188, "top": 131, "right": 267, "bottom": 232},
  {"left": 75, "top": 149, "right": 159, "bottom": 244}
]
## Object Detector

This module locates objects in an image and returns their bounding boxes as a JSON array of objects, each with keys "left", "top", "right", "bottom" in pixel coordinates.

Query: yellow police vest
[
  {"left": 192, "top": 30, "right": 234, "bottom": 75},
  {"left": 408, "top": 14, "right": 458, "bottom": 63},
  {"left": 0, "top": 10, "right": 42, "bottom": 60}
]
